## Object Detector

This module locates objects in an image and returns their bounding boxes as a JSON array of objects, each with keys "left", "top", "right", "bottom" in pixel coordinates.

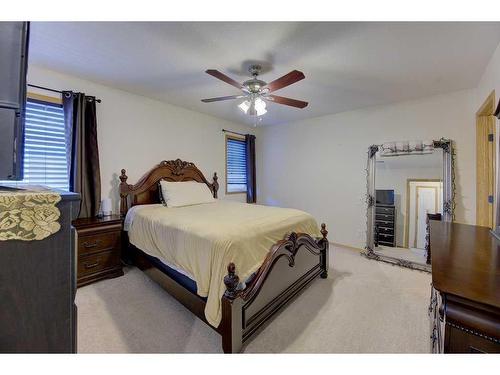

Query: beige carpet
[{"left": 76, "top": 245, "right": 432, "bottom": 353}]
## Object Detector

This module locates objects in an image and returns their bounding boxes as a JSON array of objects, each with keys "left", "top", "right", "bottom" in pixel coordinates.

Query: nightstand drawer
[
  {"left": 78, "top": 249, "right": 121, "bottom": 277},
  {"left": 73, "top": 215, "right": 124, "bottom": 287},
  {"left": 78, "top": 231, "right": 120, "bottom": 255}
]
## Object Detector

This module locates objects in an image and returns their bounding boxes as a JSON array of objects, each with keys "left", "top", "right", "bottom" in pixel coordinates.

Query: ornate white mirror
[{"left": 363, "top": 139, "right": 455, "bottom": 272}]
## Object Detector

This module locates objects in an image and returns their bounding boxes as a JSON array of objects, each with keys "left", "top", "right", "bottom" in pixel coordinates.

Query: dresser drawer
[
  {"left": 78, "top": 249, "right": 121, "bottom": 277},
  {"left": 376, "top": 212, "right": 394, "bottom": 219},
  {"left": 78, "top": 231, "right": 120, "bottom": 255},
  {"left": 377, "top": 226, "right": 394, "bottom": 234},
  {"left": 375, "top": 217, "right": 394, "bottom": 225},
  {"left": 376, "top": 206, "right": 394, "bottom": 214}
]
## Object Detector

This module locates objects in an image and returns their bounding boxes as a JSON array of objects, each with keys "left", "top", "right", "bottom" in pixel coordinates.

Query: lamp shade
[{"left": 239, "top": 97, "right": 266, "bottom": 116}]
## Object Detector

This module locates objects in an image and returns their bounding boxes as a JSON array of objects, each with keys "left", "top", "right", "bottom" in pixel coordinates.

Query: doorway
[
  {"left": 406, "top": 180, "right": 443, "bottom": 250},
  {"left": 476, "top": 90, "right": 496, "bottom": 228}
]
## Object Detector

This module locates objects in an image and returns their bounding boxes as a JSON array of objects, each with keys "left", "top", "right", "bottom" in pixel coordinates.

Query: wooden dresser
[
  {"left": 429, "top": 221, "right": 500, "bottom": 353},
  {"left": 375, "top": 204, "right": 396, "bottom": 247},
  {"left": 0, "top": 191, "right": 79, "bottom": 353},
  {"left": 73, "top": 215, "right": 124, "bottom": 287}
]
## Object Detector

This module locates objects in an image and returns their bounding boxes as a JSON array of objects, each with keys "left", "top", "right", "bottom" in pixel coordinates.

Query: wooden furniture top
[
  {"left": 73, "top": 215, "right": 123, "bottom": 229},
  {"left": 430, "top": 221, "right": 500, "bottom": 309}
]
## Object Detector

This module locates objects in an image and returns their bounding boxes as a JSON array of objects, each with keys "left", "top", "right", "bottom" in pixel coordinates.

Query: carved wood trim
[
  {"left": 224, "top": 223, "right": 328, "bottom": 305},
  {"left": 220, "top": 223, "right": 329, "bottom": 351},
  {"left": 119, "top": 159, "right": 219, "bottom": 216}
]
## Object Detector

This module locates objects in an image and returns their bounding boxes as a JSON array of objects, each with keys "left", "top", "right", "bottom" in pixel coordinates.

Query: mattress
[
  {"left": 138, "top": 248, "right": 256, "bottom": 299},
  {"left": 138, "top": 249, "right": 200, "bottom": 296},
  {"left": 125, "top": 200, "right": 319, "bottom": 327}
]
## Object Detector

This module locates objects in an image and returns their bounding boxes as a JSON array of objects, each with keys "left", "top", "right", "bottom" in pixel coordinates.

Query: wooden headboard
[{"left": 119, "top": 159, "right": 219, "bottom": 216}]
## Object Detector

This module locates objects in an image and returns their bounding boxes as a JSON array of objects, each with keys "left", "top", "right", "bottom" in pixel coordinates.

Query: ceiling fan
[{"left": 201, "top": 64, "right": 308, "bottom": 117}]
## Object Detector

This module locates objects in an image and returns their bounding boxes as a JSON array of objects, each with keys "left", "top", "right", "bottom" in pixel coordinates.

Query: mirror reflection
[{"left": 373, "top": 149, "right": 443, "bottom": 266}]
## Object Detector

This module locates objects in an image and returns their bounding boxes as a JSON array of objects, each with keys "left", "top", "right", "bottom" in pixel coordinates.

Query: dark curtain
[
  {"left": 245, "top": 134, "right": 256, "bottom": 203},
  {"left": 63, "top": 91, "right": 101, "bottom": 218}
]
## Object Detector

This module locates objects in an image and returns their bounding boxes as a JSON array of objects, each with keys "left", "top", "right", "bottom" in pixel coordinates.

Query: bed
[{"left": 119, "top": 159, "right": 329, "bottom": 353}]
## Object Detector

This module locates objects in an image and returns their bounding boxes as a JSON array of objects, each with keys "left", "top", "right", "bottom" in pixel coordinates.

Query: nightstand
[{"left": 72, "top": 215, "right": 124, "bottom": 287}]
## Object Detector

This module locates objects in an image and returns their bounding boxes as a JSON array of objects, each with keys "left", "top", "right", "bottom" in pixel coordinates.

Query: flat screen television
[
  {"left": 0, "top": 22, "right": 29, "bottom": 181},
  {"left": 376, "top": 189, "right": 394, "bottom": 205}
]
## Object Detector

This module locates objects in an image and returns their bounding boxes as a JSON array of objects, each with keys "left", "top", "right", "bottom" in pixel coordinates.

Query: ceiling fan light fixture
[
  {"left": 238, "top": 100, "right": 251, "bottom": 113},
  {"left": 248, "top": 102, "right": 257, "bottom": 116},
  {"left": 238, "top": 97, "right": 266, "bottom": 116},
  {"left": 254, "top": 97, "right": 267, "bottom": 116},
  {"left": 203, "top": 66, "right": 307, "bottom": 116}
]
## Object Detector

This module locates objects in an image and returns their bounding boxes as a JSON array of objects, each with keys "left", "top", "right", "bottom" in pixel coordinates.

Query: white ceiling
[{"left": 29, "top": 22, "right": 500, "bottom": 126}]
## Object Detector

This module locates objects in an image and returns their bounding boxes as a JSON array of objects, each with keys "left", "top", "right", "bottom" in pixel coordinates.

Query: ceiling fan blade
[
  {"left": 201, "top": 95, "right": 245, "bottom": 103},
  {"left": 267, "top": 94, "right": 308, "bottom": 108},
  {"left": 262, "top": 70, "right": 305, "bottom": 93},
  {"left": 205, "top": 69, "right": 244, "bottom": 90}
]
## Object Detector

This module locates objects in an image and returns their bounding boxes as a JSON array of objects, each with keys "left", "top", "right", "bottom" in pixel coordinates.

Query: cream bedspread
[{"left": 126, "top": 200, "right": 319, "bottom": 327}]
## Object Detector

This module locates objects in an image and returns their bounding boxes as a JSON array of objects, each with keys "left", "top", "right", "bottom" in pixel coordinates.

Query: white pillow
[{"left": 159, "top": 180, "right": 215, "bottom": 207}]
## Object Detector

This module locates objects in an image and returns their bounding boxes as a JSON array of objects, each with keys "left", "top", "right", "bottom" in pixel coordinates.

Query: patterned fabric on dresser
[{"left": 0, "top": 189, "right": 62, "bottom": 241}]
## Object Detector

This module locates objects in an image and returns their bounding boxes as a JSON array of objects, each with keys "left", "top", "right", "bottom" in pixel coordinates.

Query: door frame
[
  {"left": 404, "top": 178, "right": 442, "bottom": 248},
  {"left": 476, "top": 90, "right": 496, "bottom": 228}
]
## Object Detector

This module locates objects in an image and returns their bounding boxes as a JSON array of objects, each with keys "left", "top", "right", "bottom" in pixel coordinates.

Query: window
[
  {"left": 226, "top": 136, "right": 247, "bottom": 193},
  {"left": 24, "top": 98, "right": 69, "bottom": 190},
  {"left": 1, "top": 98, "right": 69, "bottom": 190}
]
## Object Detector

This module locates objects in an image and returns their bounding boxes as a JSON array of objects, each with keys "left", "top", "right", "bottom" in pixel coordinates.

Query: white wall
[
  {"left": 28, "top": 65, "right": 258, "bottom": 213},
  {"left": 257, "top": 89, "right": 476, "bottom": 249},
  {"left": 476, "top": 42, "right": 500, "bottom": 109}
]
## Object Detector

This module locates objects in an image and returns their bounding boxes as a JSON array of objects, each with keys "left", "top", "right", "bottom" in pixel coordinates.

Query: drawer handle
[
  {"left": 84, "top": 261, "right": 100, "bottom": 269},
  {"left": 83, "top": 240, "right": 101, "bottom": 248}
]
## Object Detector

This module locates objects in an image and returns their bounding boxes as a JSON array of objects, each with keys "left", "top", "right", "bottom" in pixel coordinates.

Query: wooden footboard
[{"left": 220, "top": 224, "right": 329, "bottom": 353}]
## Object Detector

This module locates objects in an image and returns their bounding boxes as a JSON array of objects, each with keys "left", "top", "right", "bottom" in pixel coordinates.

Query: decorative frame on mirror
[{"left": 362, "top": 138, "right": 455, "bottom": 272}]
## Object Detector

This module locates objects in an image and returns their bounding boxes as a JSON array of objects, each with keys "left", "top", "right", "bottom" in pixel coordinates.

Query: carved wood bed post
[
  {"left": 320, "top": 223, "right": 329, "bottom": 278},
  {"left": 221, "top": 263, "right": 243, "bottom": 354},
  {"left": 119, "top": 169, "right": 129, "bottom": 216}
]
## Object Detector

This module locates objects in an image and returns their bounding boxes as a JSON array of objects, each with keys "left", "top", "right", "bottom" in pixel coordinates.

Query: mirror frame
[{"left": 362, "top": 138, "right": 455, "bottom": 272}]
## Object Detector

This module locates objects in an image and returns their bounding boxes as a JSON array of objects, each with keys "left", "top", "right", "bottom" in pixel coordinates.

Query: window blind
[
  {"left": 226, "top": 137, "right": 247, "bottom": 193},
  {"left": 22, "top": 99, "right": 69, "bottom": 190}
]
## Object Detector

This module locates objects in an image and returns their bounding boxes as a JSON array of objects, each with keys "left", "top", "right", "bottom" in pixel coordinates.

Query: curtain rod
[
  {"left": 222, "top": 129, "right": 246, "bottom": 137},
  {"left": 27, "top": 84, "right": 102, "bottom": 103}
]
